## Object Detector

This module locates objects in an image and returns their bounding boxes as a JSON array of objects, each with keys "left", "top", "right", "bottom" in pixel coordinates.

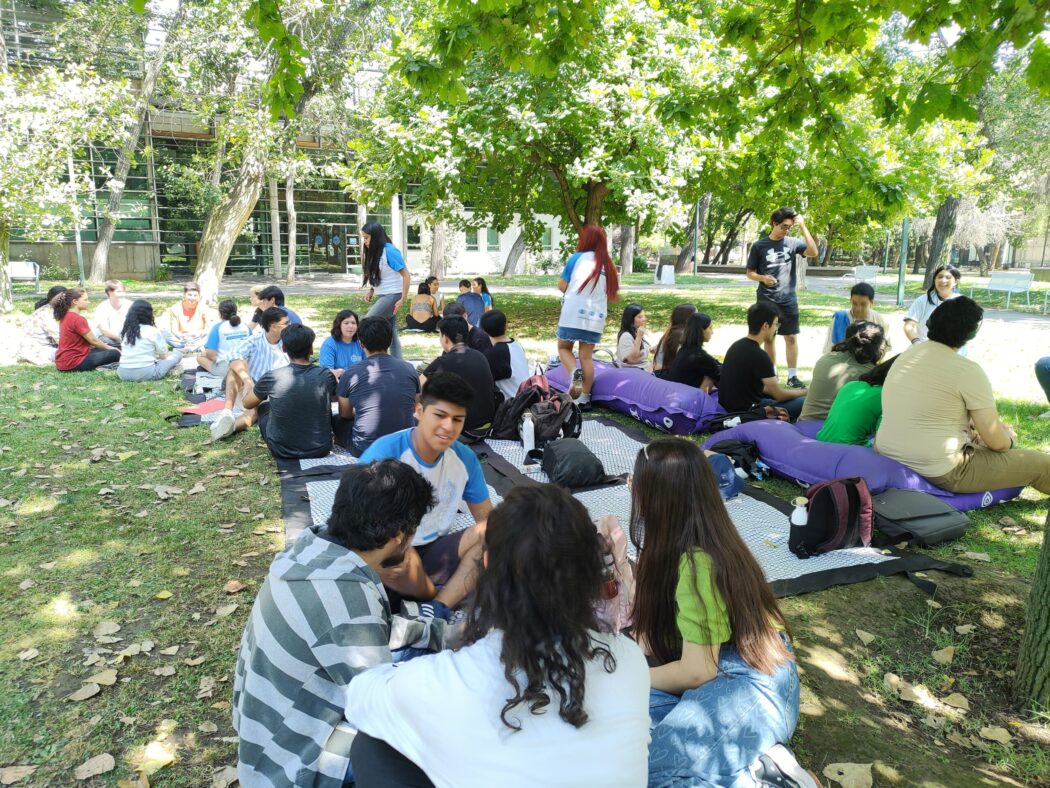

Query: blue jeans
[
  {"left": 759, "top": 396, "right": 805, "bottom": 422},
  {"left": 648, "top": 637, "right": 800, "bottom": 788},
  {"left": 1036, "top": 357, "right": 1050, "bottom": 405}
]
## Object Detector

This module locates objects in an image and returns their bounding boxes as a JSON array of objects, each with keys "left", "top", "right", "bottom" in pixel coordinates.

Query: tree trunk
[
  {"left": 714, "top": 209, "right": 752, "bottom": 266},
  {"left": 676, "top": 192, "right": 711, "bottom": 272},
  {"left": 912, "top": 237, "right": 926, "bottom": 275},
  {"left": 429, "top": 221, "right": 447, "bottom": 277},
  {"left": 0, "top": 222, "right": 13, "bottom": 313},
  {"left": 195, "top": 152, "right": 264, "bottom": 304},
  {"left": 925, "top": 195, "right": 960, "bottom": 288},
  {"left": 819, "top": 224, "right": 836, "bottom": 266},
  {"left": 1016, "top": 519, "right": 1050, "bottom": 708},
  {"left": 501, "top": 230, "right": 525, "bottom": 277},
  {"left": 285, "top": 172, "right": 297, "bottom": 284},
  {"left": 88, "top": 2, "right": 183, "bottom": 282},
  {"left": 619, "top": 222, "right": 635, "bottom": 277},
  {"left": 991, "top": 239, "right": 1005, "bottom": 271},
  {"left": 268, "top": 176, "right": 282, "bottom": 278},
  {"left": 584, "top": 182, "right": 609, "bottom": 226}
]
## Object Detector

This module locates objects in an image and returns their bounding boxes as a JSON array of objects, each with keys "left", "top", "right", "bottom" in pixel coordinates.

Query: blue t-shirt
[
  {"left": 358, "top": 428, "right": 489, "bottom": 545},
  {"left": 280, "top": 306, "right": 303, "bottom": 326},
  {"left": 560, "top": 251, "right": 584, "bottom": 282},
  {"left": 480, "top": 292, "right": 492, "bottom": 309},
  {"left": 204, "top": 320, "right": 251, "bottom": 354},
  {"left": 336, "top": 354, "right": 419, "bottom": 456},
  {"left": 319, "top": 336, "right": 365, "bottom": 370},
  {"left": 457, "top": 292, "right": 485, "bottom": 328}
]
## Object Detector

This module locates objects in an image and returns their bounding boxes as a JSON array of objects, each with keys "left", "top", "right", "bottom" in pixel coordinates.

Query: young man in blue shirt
[{"left": 358, "top": 372, "right": 492, "bottom": 615}]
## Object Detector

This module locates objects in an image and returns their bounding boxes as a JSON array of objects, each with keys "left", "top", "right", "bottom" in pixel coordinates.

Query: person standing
[
  {"left": 361, "top": 222, "right": 410, "bottom": 359},
  {"left": 745, "top": 207, "right": 818, "bottom": 388}
]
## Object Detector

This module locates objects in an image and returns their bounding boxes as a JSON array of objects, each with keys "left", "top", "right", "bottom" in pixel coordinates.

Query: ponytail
[
  {"left": 52, "top": 288, "right": 84, "bottom": 321},
  {"left": 219, "top": 299, "right": 240, "bottom": 327}
]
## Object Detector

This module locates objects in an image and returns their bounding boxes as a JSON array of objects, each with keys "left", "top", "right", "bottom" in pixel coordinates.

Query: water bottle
[
  {"left": 790, "top": 497, "right": 808, "bottom": 528},
  {"left": 725, "top": 416, "right": 742, "bottom": 429},
  {"left": 789, "top": 496, "right": 810, "bottom": 558},
  {"left": 521, "top": 412, "right": 536, "bottom": 454}
]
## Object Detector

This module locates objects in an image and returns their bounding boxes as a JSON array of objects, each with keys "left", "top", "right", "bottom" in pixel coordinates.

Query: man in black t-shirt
[
  {"left": 442, "top": 301, "right": 491, "bottom": 352},
  {"left": 422, "top": 316, "right": 497, "bottom": 435},
  {"left": 246, "top": 325, "right": 337, "bottom": 459},
  {"left": 719, "top": 302, "right": 807, "bottom": 421},
  {"left": 745, "top": 207, "right": 818, "bottom": 389}
]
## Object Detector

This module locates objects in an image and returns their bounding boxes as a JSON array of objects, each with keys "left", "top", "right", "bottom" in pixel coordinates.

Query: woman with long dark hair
[
  {"left": 319, "top": 309, "right": 365, "bottom": 379},
  {"left": 666, "top": 312, "right": 721, "bottom": 392},
  {"left": 52, "top": 288, "right": 121, "bottom": 372},
  {"left": 361, "top": 221, "right": 410, "bottom": 359},
  {"left": 118, "top": 299, "right": 183, "bottom": 381},
  {"left": 18, "top": 285, "right": 67, "bottom": 366},
  {"left": 653, "top": 303, "right": 697, "bottom": 377},
  {"left": 631, "top": 439, "right": 808, "bottom": 787},
  {"left": 799, "top": 320, "right": 886, "bottom": 422},
  {"left": 556, "top": 224, "right": 620, "bottom": 409},
  {"left": 904, "top": 264, "right": 961, "bottom": 344},
  {"left": 472, "top": 276, "right": 493, "bottom": 311},
  {"left": 347, "top": 484, "right": 649, "bottom": 788},
  {"left": 197, "top": 299, "right": 250, "bottom": 376},
  {"left": 616, "top": 303, "right": 653, "bottom": 370}
]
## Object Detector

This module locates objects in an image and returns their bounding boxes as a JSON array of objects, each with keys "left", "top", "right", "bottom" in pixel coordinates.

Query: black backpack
[
  {"left": 789, "top": 477, "right": 873, "bottom": 559},
  {"left": 541, "top": 438, "right": 608, "bottom": 488},
  {"left": 870, "top": 489, "right": 970, "bottom": 547},
  {"left": 490, "top": 371, "right": 582, "bottom": 447}
]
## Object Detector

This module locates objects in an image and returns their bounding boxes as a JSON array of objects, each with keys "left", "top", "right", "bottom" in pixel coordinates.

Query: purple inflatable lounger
[
  {"left": 702, "top": 419, "right": 1022, "bottom": 512},
  {"left": 547, "top": 360, "right": 725, "bottom": 435}
]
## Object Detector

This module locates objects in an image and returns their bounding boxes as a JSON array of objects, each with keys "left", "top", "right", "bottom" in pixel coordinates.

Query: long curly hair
[
  {"left": 51, "top": 288, "right": 85, "bottom": 321},
  {"left": 461, "top": 485, "right": 616, "bottom": 731},
  {"left": 121, "top": 300, "right": 155, "bottom": 346}
]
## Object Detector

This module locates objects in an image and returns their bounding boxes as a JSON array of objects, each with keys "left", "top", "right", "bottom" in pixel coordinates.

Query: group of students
[{"left": 405, "top": 275, "right": 493, "bottom": 332}]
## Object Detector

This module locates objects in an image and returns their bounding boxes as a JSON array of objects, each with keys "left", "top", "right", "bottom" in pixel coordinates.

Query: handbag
[{"left": 540, "top": 438, "right": 608, "bottom": 488}]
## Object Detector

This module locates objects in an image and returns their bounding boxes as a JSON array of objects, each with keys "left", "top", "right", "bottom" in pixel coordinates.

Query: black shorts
[
  {"left": 415, "top": 529, "right": 467, "bottom": 587},
  {"left": 757, "top": 297, "right": 799, "bottom": 336}
]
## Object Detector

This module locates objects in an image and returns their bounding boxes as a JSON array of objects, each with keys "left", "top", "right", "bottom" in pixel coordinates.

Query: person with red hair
[{"left": 555, "top": 224, "right": 620, "bottom": 409}]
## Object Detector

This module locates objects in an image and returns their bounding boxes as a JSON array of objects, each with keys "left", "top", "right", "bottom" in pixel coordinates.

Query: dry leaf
[
  {"left": 955, "top": 624, "right": 976, "bottom": 635},
  {"left": 211, "top": 765, "right": 238, "bottom": 788},
  {"left": 998, "top": 516, "right": 1018, "bottom": 528},
  {"left": 172, "top": 568, "right": 190, "bottom": 578},
  {"left": 119, "top": 643, "right": 141, "bottom": 658},
  {"left": 139, "top": 640, "right": 154, "bottom": 653},
  {"left": 17, "top": 579, "right": 35, "bottom": 591},
  {"left": 154, "top": 665, "right": 176, "bottom": 677},
  {"left": 67, "top": 683, "right": 101, "bottom": 702},
  {"left": 962, "top": 551, "right": 992, "bottom": 563},
  {"left": 0, "top": 765, "right": 37, "bottom": 785},
  {"left": 17, "top": 648, "right": 39, "bottom": 661},
  {"left": 38, "top": 561, "right": 56, "bottom": 570},
  {"left": 87, "top": 669, "right": 118, "bottom": 686},
  {"left": 158, "top": 646, "right": 180, "bottom": 656},
  {"left": 235, "top": 506, "right": 251, "bottom": 514},
  {"left": 900, "top": 682, "right": 938, "bottom": 707},
  {"left": 926, "top": 599, "right": 943, "bottom": 609},
  {"left": 184, "top": 656, "right": 205, "bottom": 666},
  {"left": 855, "top": 629, "right": 875, "bottom": 646},
  {"left": 943, "top": 692, "right": 970, "bottom": 711},
  {"left": 222, "top": 581, "right": 245, "bottom": 594},
  {"left": 921, "top": 714, "right": 948, "bottom": 730},
  {"left": 187, "top": 483, "right": 207, "bottom": 495},
  {"left": 980, "top": 726, "right": 1012, "bottom": 745},
  {"left": 215, "top": 604, "right": 238, "bottom": 618},
  {"left": 196, "top": 676, "right": 216, "bottom": 698},
  {"left": 947, "top": 730, "right": 972, "bottom": 748},
  {"left": 198, "top": 721, "right": 218, "bottom": 733},
  {"left": 154, "top": 590, "right": 173, "bottom": 600},
  {"left": 98, "top": 488, "right": 114, "bottom": 496},
  {"left": 128, "top": 579, "right": 143, "bottom": 587},
  {"left": 74, "top": 753, "right": 115, "bottom": 780},
  {"left": 92, "top": 621, "right": 121, "bottom": 638},
  {"left": 823, "top": 762, "right": 873, "bottom": 788},
  {"left": 153, "top": 485, "right": 184, "bottom": 500},
  {"left": 116, "top": 776, "right": 150, "bottom": 788},
  {"left": 883, "top": 672, "right": 902, "bottom": 695},
  {"left": 932, "top": 646, "right": 956, "bottom": 665}
]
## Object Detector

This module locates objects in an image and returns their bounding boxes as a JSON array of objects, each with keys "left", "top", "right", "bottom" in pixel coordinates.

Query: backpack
[
  {"left": 870, "top": 489, "right": 970, "bottom": 547},
  {"left": 789, "top": 477, "right": 873, "bottom": 559},
  {"left": 490, "top": 370, "right": 582, "bottom": 446},
  {"left": 541, "top": 438, "right": 608, "bottom": 488}
]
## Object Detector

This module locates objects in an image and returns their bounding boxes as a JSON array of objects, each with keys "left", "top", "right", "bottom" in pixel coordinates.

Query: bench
[
  {"left": 968, "top": 270, "right": 1033, "bottom": 310},
  {"left": 842, "top": 265, "right": 878, "bottom": 287},
  {"left": 7, "top": 260, "right": 40, "bottom": 294}
]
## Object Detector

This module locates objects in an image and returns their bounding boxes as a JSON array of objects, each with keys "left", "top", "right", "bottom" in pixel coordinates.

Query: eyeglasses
[{"left": 778, "top": 222, "right": 795, "bottom": 230}]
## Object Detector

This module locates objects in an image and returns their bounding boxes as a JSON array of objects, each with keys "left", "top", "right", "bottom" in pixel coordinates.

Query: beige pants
[{"left": 928, "top": 445, "right": 1050, "bottom": 495}]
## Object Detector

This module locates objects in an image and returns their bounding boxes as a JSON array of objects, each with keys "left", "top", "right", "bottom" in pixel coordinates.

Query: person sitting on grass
[
  {"left": 244, "top": 324, "right": 337, "bottom": 459},
  {"left": 903, "top": 264, "right": 961, "bottom": 345},
  {"left": 456, "top": 279, "right": 485, "bottom": 328},
  {"left": 422, "top": 317, "right": 497, "bottom": 437},
  {"left": 93, "top": 279, "right": 129, "bottom": 348},
  {"left": 319, "top": 309, "right": 365, "bottom": 381},
  {"left": 442, "top": 300, "right": 491, "bottom": 351},
  {"left": 616, "top": 303, "right": 653, "bottom": 371},
  {"left": 822, "top": 282, "right": 891, "bottom": 354},
  {"left": 52, "top": 288, "right": 122, "bottom": 373},
  {"left": 347, "top": 484, "right": 650, "bottom": 788},
  {"left": 197, "top": 300, "right": 250, "bottom": 378},
  {"left": 117, "top": 300, "right": 184, "bottom": 382},
  {"left": 18, "top": 285, "right": 66, "bottom": 366},
  {"left": 471, "top": 276, "right": 494, "bottom": 311},
  {"left": 257, "top": 284, "right": 303, "bottom": 326},
  {"left": 799, "top": 321, "right": 886, "bottom": 422},
  {"left": 666, "top": 312, "right": 721, "bottom": 393},
  {"left": 877, "top": 296, "right": 1050, "bottom": 495},
  {"left": 233, "top": 459, "right": 448, "bottom": 787},
  {"left": 335, "top": 317, "right": 420, "bottom": 457},
  {"left": 718, "top": 302, "right": 807, "bottom": 421},
  {"left": 480, "top": 309, "right": 529, "bottom": 400},
  {"left": 406, "top": 282, "right": 440, "bottom": 332},
  {"left": 358, "top": 372, "right": 493, "bottom": 617},
  {"left": 209, "top": 307, "right": 289, "bottom": 442},
  {"left": 817, "top": 355, "right": 899, "bottom": 446},
  {"left": 160, "top": 282, "right": 215, "bottom": 351},
  {"left": 245, "top": 284, "right": 265, "bottom": 331},
  {"left": 631, "top": 438, "right": 814, "bottom": 788},
  {"left": 653, "top": 303, "right": 697, "bottom": 377}
]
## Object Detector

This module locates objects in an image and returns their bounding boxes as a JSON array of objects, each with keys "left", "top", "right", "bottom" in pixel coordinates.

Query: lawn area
[{"left": 1, "top": 282, "right": 1048, "bottom": 785}]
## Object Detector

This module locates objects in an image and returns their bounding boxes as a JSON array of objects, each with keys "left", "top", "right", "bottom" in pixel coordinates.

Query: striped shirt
[
  {"left": 232, "top": 527, "right": 445, "bottom": 787},
  {"left": 222, "top": 330, "right": 289, "bottom": 382}
]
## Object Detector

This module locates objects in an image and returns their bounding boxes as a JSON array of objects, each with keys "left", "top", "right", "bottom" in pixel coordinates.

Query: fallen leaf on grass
[
  {"left": 921, "top": 714, "right": 947, "bottom": 730},
  {"left": 198, "top": 721, "right": 218, "bottom": 733},
  {"left": 998, "top": 516, "right": 1018, "bottom": 528},
  {"left": 184, "top": 656, "right": 205, "bottom": 666},
  {"left": 947, "top": 730, "right": 971, "bottom": 748},
  {"left": 74, "top": 753, "right": 115, "bottom": 780},
  {"left": 158, "top": 646, "right": 179, "bottom": 656},
  {"left": 196, "top": 676, "right": 215, "bottom": 698},
  {"left": 211, "top": 765, "right": 238, "bottom": 788},
  {"left": 0, "top": 765, "right": 37, "bottom": 785},
  {"left": 187, "top": 483, "right": 207, "bottom": 495},
  {"left": 171, "top": 568, "right": 190, "bottom": 577},
  {"left": 92, "top": 621, "right": 121, "bottom": 638},
  {"left": 223, "top": 580, "right": 245, "bottom": 594},
  {"left": 139, "top": 640, "right": 154, "bottom": 653},
  {"left": 932, "top": 646, "right": 955, "bottom": 665},
  {"left": 215, "top": 604, "right": 238, "bottom": 618},
  {"left": 67, "top": 683, "right": 101, "bottom": 702},
  {"left": 980, "top": 726, "right": 1012, "bottom": 745},
  {"left": 235, "top": 506, "right": 251, "bottom": 514},
  {"left": 154, "top": 590, "right": 173, "bottom": 600},
  {"left": 98, "top": 488, "right": 114, "bottom": 496},
  {"left": 955, "top": 624, "right": 976, "bottom": 635},
  {"left": 823, "top": 762, "right": 873, "bottom": 788},
  {"left": 962, "top": 552, "right": 991, "bottom": 563},
  {"left": 17, "top": 648, "right": 39, "bottom": 661},
  {"left": 883, "top": 672, "right": 902, "bottom": 695},
  {"left": 855, "top": 630, "right": 875, "bottom": 646},
  {"left": 86, "top": 669, "right": 118, "bottom": 686},
  {"left": 116, "top": 775, "right": 150, "bottom": 788},
  {"left": 218, "top": 470, "right": 242, "bottom": 477},
  {"left": 900, "top": 682, "right": 938, "bottom": 707},
  {"left": 17, "top": 579, "right": 34, "bottom": 591},
  {"left": 126, "top": 738, "right": 176, "bottom": 776},
  {"left": 943, "top": 692, "right": 970, "bottom": 711},
  {"left": 153, "top": 665, "right": 176, "bottom": 677},
  {"left": 37, "top": 561, "right": 56, "bottom": 570},
  {"left": 128, "top": 579, "right": 142, "bottom": 587},
  {"left": 926, "top": 599, "right": 943, "bottom": 609}
]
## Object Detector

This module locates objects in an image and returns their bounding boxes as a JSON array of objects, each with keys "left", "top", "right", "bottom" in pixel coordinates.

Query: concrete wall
[{"left": 12, "top": 241, "right": 161, "bottom": 281}]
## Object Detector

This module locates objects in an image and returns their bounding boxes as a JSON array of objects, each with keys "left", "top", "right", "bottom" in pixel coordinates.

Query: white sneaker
[
  {"left": 210, "top": 408, "right": 237, "bottom": 441},
  {"left": 750, "top": 743, "right": 820, "bottom": 788}
]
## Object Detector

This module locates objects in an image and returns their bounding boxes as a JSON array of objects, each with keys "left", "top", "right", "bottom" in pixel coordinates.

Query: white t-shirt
[
  {"left": 346, "top": 630, "right": 650, "bottom": 788},
  {"left": 376, "top": 244, "right": 408, "bottom": 295},
  {"left": 119, "top": 325, "right": 170, "bottom": 369},
  {"left": 616, "top": 331, "right": 652, "bottom": 371},
  {"left": 94, "top": 299, "right": 130, "bottom": 336},
  {"left": 905, "top": 292, "right": 956, "bottom": 342},
  {"left": 494, "top": 339, "right": 530, "bottom": 400},
  {"left": 204, "top": 319, "right": 251, "bottom": 355},
  {"left": 559, "top": 251, "right": 609, "bottom": 334}
]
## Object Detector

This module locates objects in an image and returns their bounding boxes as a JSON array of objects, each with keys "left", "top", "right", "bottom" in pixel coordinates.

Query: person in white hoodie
[{"left": 117, "top": 300, "right": 183, "bottom": 382}]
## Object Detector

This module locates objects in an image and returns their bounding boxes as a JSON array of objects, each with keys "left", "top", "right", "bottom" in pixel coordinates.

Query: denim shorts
[{"left": 556, "top": 326, "right": 602, "bottom": 344}]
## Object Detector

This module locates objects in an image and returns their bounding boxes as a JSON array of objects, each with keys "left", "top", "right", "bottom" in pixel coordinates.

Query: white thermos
[{"left": 521, "top": 413, "right": 536, "bottom": 454}]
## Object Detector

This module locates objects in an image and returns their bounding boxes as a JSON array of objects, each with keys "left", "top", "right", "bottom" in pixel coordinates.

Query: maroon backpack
[{"left": 789, "top": 477, "right": 873, "bottom": 558}]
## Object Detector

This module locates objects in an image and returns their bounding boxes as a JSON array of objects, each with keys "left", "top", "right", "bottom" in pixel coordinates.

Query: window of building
[
  {"left": 541, "top": 227, "right": 552, "bottom": 251},
  {"left": 407, "top": 224, "right": 422, "bottom": 250},
  {"left": 486, "top": 228, "right": 499, "bottom": 251},
  {"left": 465, "top": 229, "right": 479, "bottom": 251}
]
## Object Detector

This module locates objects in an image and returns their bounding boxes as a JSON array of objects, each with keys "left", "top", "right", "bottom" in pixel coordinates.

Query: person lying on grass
[
  {"left": 233, "top": 459, "right": 448, "bottom": 787},
  {"left": 358, "top": 371, "right": 492, "bottom": 616},
  {"left": 346, "top": 484, "right": 650, "bottom": 788}
]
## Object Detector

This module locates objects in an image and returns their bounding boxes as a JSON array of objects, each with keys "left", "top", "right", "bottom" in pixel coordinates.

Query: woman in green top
[
  {"left": 631, "top": 439, "right": 810, "bottom": 788},
  {"left": 798, "top": 320, "right": 886, "bottom": 422},
  {"left": 817, "top": 355, "right": 899, "bottom": 446}
]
